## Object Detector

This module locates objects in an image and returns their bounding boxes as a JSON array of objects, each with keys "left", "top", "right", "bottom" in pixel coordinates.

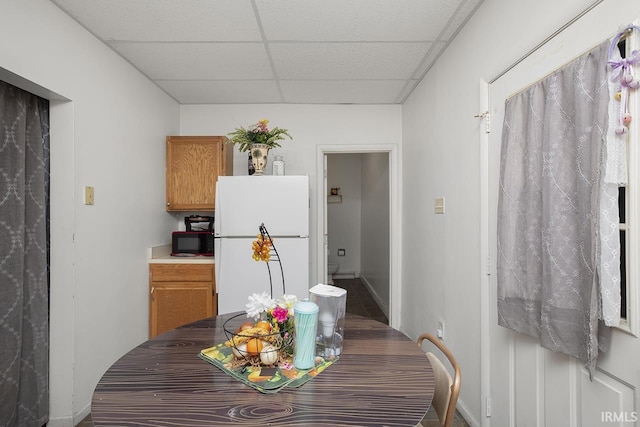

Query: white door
[{"left": 487, "top": 9, "right": 640, "bottom": 427}]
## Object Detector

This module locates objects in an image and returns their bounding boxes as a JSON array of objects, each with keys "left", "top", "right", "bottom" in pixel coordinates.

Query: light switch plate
[
  {"left": 84, "top": 186, "right": 94, "bottom": 205},
  {"left": 435, "top": 197, "right": 445, "bottom": 214}
]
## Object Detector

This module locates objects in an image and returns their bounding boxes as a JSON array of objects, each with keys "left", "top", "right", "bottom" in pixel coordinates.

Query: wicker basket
[{"left": 223, "top": 313, "right": 294, "bottom": 365}]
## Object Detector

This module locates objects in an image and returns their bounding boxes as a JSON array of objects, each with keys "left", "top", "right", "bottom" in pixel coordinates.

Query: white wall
[
  {"left": 401, "top": 0, "right": 640, "bottom": 425},
  {"left": 180, "top": 104, "right": 402, "bottom": 287},
  {"left": 1, "top": 0, "right": 180, "bottom": 424},
  {"left": 327, "top": 153, "right": 363, "bottom": 277},
  {"left": 360, "top": 152, "right": 390, "bottom": 312}
]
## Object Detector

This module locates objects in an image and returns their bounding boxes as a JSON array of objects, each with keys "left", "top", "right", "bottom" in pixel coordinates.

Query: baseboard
[
  {"left": 333, "top": 272, "right": 356, "bottom": 279},
  {"left": 358, "top": 275, "right": 389, "bottom": 318},
  {"left": 47, "top": 402, "right": 91, "bottom": 427},
  {"left": 46, "top": 416, "right": 72, "bottom": 427},
  {"left": 456, "top": 397, "right": 479, "bottom": 427},
  {"left": 74, "top": 402, "right": 91, "bottom": 425}
]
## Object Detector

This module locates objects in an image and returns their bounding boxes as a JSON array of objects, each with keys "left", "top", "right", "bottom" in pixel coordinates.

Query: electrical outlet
[
  {"left": 83, "top": 186, "right": 95, "bottom": 205},
  {"left": 337, "top": 249, "right": 346, "bottom": 256}
]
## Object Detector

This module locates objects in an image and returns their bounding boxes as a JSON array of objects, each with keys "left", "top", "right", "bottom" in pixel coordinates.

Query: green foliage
[{"left": 227, "top": 119, "right": 293, "bottom": 152}]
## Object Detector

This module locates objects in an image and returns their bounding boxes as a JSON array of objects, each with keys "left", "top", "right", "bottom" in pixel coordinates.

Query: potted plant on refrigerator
[{"left": 227, "top": 119, "right": 292, "bottom": 175}]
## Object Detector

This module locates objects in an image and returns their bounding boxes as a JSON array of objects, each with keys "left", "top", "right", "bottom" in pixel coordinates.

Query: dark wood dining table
[{"left": 92, "top": 312, "right": 435, "bottom": 426}]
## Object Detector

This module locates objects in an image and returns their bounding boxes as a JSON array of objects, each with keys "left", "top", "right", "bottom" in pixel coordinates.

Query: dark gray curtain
[
  {"left": 0, "top": 80, "right": 50, "bottom": 426},
  {"left": 497, "top": 40, "right": 610, "bottom": 377}
]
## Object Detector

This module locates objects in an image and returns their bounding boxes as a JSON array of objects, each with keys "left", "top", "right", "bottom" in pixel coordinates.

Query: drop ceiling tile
[
  {"left": 157, "top": 80, "right": 282, "bottom": 104},
  {"left": 271, "top": 42, "right": 430, "bottom": 80},
  {"left": 52, "top": 0, "right": 261, "bottom": 41},
  {"left": 256, "top": 0, "right": 461, "bottom": 41},
  {"left": 280, "top": 80, "right": 406, "bottom": 104},
  {"left": 110, "top": 42, "right": 273, "bottom": 80}
]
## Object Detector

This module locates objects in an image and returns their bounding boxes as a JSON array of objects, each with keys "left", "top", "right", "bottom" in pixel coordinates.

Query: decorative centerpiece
[
  {"left": 227, "top": 119, "right": 292, "bottom": 175},
  {"left": 222, "top": 223, "right": 296, "bottom": 368},
  {"left": 199, "top": 223, "right": 336, "bottom": 391},
  {"left": 223, "top": 293, "right": 297, "bottom": 368}
]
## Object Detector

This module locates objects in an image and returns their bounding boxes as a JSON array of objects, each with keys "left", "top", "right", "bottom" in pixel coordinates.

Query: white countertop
[{"left": 148, "top": 244, "right": 214, "bottom": 264}]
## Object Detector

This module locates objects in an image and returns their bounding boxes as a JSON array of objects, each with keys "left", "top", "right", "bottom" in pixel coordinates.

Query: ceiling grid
[{"left": 51, "top": 0, "right": 484, "bottom": 104}]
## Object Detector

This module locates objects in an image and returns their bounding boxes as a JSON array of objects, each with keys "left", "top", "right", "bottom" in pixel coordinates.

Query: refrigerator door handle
[
  {"left": 214, "top": 238, "right": 222, "bottom": 293},
  {"left": 214, "top": 181, "right": 221, "bottom": 237}
]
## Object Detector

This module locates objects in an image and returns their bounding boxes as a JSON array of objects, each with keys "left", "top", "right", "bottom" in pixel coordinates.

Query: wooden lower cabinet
[{"left": 149, "top": 263, "right": 217, "bottom": 338}]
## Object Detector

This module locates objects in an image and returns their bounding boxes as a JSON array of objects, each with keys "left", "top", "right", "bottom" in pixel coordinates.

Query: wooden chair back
[{"left": 417, "top": 333, "right": 461, "bottom": 427}]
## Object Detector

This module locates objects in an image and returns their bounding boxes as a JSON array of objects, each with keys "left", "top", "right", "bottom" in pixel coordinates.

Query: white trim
[
  {"left": 316, "top": 144, "right": 402, "bottom": 328},
  {"left": 479, "top": 79, "right": 492, "bottom": 427},
  {"left": 624, "top": 23, "right": 640, "bottom": 337},
  {"left": 48, "top": 100, "right": 77, "bottom": 423}
]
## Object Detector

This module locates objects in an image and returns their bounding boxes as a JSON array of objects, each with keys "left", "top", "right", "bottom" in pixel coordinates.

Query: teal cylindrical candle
[{"left": 293, "top": 301, "right": 319, "bottom": 370}]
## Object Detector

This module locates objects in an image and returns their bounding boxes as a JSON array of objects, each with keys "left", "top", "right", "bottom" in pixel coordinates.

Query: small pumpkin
[
  {"left": 246, "top": 338, "right": 264, "bottom": 356},
  {"left": 260, "top": 344, "right": 278, "bottom": 365},
  {"left": 236, "top": 321, "right": 255, "bottom": 333},
  {"left": 256, "top": 320, "right": 272, "bottom": 331}
]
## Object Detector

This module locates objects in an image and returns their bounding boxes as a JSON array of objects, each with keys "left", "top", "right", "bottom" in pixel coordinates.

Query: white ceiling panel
[
  {"left": 157, "top": 80, "right": 283, "bottom": 104},
  {"left": 50, "top": 0, "right": 484, "bottom": 104},
  {"left": 271, "top": 42, "right": 430, "bottom": 80},
  {"left": 280, "top": 80, "right": 407, "bottom": 104},
  {"left": 53, "top": 0, "right": 262, "bottom": 41},
  {"left": 257, "top": 0, "right": 462, "bottom": 41},
  {"left": 111, "top": 42, "right": 273, "bottom": 80}
]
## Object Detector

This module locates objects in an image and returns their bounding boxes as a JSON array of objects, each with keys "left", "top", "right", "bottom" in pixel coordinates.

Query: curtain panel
[
  {"left": 0, "top": 80, "right": 50, "bottom": 426},
  {"left": 497, "top": 40, "right": 611, "bottom": 376}
]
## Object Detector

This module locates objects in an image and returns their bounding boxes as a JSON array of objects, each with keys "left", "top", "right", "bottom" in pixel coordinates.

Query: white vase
[{"left": 250, "top": 143, "right": 270, "bottom": 176}]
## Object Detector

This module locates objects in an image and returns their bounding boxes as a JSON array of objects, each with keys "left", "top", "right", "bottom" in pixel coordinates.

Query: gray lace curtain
[
  {"left": 497, "top": 40, "right": 610, "bottom": 376},
  {"left": 0, "top": 80, "right": 50, "bottom": 426}
]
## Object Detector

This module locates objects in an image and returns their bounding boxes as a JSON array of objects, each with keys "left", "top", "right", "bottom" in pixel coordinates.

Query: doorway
[{"left": 315, "top": 144, "right": 401, "bottom": 328}]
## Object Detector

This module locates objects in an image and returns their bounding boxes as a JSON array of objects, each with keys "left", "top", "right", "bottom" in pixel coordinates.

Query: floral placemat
[{"left": 199, "top": 343, "right": 336, "bottom": 394}]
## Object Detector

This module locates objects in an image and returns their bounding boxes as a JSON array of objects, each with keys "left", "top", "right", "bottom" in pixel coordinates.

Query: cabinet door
[
  {"left": 149, "top": 281, "right": 213, "bottom": 338},
  {"left": 166, "top": 136, "right": 232, "bottom": 211},
  {"left": 149, "top": 264, "right": 217, "bottom": 338}
]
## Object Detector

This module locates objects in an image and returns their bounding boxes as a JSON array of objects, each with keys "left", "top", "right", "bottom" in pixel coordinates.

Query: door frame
[{"left": 315, "top": 144, "right": 401, "bottom": 328}]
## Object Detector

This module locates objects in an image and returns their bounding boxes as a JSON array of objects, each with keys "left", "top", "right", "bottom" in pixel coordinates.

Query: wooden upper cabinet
[{"left": 166, "top": 136, "right": 234, "bottom": 211}]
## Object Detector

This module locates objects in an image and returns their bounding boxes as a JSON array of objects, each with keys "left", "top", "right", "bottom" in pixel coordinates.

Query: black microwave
[{"left": 171, "top": 231, "right": 214, "bottom": 256}]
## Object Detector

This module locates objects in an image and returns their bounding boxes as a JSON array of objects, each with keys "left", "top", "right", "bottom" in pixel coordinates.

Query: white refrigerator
[{"left": 214, "top": 175, "right": 310, "bottom": 314}]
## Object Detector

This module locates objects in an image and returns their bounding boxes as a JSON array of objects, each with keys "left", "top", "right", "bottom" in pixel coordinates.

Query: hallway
[{"left": 335, "top": 277, "right": 389, "bottom": 325}]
